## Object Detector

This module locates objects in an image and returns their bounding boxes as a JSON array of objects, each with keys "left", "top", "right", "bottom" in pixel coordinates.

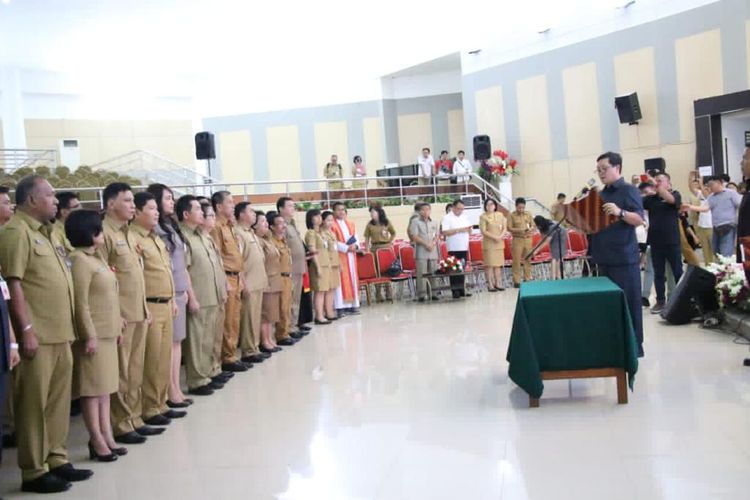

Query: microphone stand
[{"left": 526, "top": 218, "right": 566, "bottom": 279}]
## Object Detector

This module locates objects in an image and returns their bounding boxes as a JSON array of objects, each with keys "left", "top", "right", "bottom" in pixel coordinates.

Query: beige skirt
[
  {"left": 483, "top": 243, "right": 505, "bottom": 267},
  {"left": 310, "top": 264, "right": 331, "bottom": 292},
  {"left": 73, "top": 337, "right": 119, "bottom": 398},
  {"left": 262, "top": 291, "right": 281, "bottom": 324},
  {"left": 329, "top": 266, "right": 341, "bottom": 288}
]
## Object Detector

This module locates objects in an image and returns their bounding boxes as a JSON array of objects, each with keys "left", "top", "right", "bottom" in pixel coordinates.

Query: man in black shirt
[{"left": 643, "top": 172, "right": 683, "bottom": 314}]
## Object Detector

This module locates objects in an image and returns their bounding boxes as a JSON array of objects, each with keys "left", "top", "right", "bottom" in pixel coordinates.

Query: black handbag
[{"left": 385, "top": 258, "right": 403, "bottom": 277}]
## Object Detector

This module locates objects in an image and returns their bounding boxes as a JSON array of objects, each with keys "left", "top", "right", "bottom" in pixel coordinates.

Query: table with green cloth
[{"left": 507, "top": 277, "right": 639, "bottom": 400}]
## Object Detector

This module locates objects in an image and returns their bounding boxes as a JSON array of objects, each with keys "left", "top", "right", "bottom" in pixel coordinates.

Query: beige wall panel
[
  {"left": 661, "top": 143, "right": 696, "bottom": 195},
  {"left": 675, "top": 29, "right": 723, "bottom": 142},
  {"left": 614, "top": 47, "right": 660, "bottom": 149},
  {"left": 521, "top": 161, "right": 554, "bottom": 202},
  {"left": 447, "top": 109, "right": 466, "bottom": 154},
  {"left": 551, "top": 159, "right": 571, "bottom": 202},
  {"left": 567, "top": 156, "right": 597, "bottom": 193},
  {"left": 25, "top": 119, "right": 63, "bottom": 139},
  {"left": 313, "top": 121, "right": 349, "bottom": 185},
  {"left": 133, "top": 120, "right": 192, "bottom": 137},
  {"left": 97, "top": 137, "right": 135, "bottom": 161},
  {"left": 562, "top": 63, "right": 603, "bottom": 157},
  {"left": 24, "top": 136, "right": 59, "bottom": 151},
  {"left": 0, "top": 121, "right": 4, "bottom": 149},
  {"left": 96, "top": 121, "right": 134, "bottom": 138},
  {"left": 62, "top": 120, "right": 102, "bottom": 138},
  {"left": 397, "top": 112, "right": 432, "bottom": 165},
  {"left": 362, "top": 117, "right": 384, "bottom": 175},
  {"left": 475, "top": 85, "right": 506, "bottom": 148},
  {"left": 516, "top": 75, "right": 552, "bottom": 164},
  {"left": 218, "top": 130, "right": 253, "bottom": 194},
  {"left": 74, "top": 138, "right": 103, "bottom": 167},
  {"left": 620, "top": 147, "right": 661, "bottom": 183},
  {"left": 266, "top": 125, "right": 301, "bottom": 184}
]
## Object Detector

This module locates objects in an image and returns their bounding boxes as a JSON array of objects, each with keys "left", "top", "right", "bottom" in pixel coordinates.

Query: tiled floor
[{"left": 1, "top": 288, "right": 749, "bottom": 499}]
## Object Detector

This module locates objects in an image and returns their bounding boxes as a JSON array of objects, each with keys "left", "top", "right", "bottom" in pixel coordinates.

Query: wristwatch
[{"left": 619, "top": 210, "right": 627, "bottom": 220}]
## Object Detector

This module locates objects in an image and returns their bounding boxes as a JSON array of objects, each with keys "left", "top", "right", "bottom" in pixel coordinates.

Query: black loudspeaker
[
  {"left": 644, "top": 157, "right": 666, "bottom": 175},
  {"left": 195, "top": 132, "right": 216, "bottom": 160},
  {"left": 614, "top": 93, "right": 642, "bottom": 124},
  {"left": 661, "top": 265, "right": 718, "bottom": 325},
  {"left": 473, "top": 135, "right": 491, "bottom": 160}
]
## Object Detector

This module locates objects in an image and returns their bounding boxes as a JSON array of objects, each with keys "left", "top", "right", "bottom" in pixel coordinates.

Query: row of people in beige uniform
[{"left": 0, "top": 177, "right": 318, "bottom": 494}]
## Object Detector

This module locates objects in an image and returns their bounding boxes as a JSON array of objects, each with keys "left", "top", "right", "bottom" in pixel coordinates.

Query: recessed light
[
  {"left": 1, "top": 0, "right": 10, "bottom": 5},
  {"left": 537, "top": 28, "right": 551, "bottom": 34}
]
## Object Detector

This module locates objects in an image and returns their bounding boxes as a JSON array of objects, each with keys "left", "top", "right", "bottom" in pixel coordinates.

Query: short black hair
[
  {"left": 211, "top": 191, "right": 231, "bottom": 210},
  {"left": 353, "top": 155, "right": 362, "bottom": 163},
  {"left": 65, "top": 210, "right": 103, "bottom": 248},
  {"left": 596, "top": 151, "right": 623, "bottom": 169},
  {"left": 422, "top": 147, "right": 430, "bottom": 153},
  {"left": 440, "top": 150, "right": 449, "bottom": 156},
  {"left": 305, "top": 209, "right": 321, "bottom": 229},
  {"left": 515, "top": 197, "right": 526, "bottom": 206},
  {"left": 720, "top": 174, "right": 731, "bottom": 183},
  {"left": 453, "top": 199, "right": 465, "bottom": 206},
  {"left": 638, "top": 182, "right": 653, "bottom": 191},
  {"left": 15, "top": 175, "right": 44, "bottom": 206},
  {"left": 266, "top": 210, "right": 284, "bottom": 227},
  {"left": 134, "top": 191, "right": 155, "bottom": 211},
  {"left": 321, "top": 210, "right": 333, "bottom": 222},
  {"left": 654, "top": 172, "right": 671, "bottom": 180},
  {"left": 0, "top": 186, "right": 9, "bottom": 195},
  {"left": 483, "top": 198, "right": 497, "bottom": 211},
  {"left": 234, "top": 201, "right": 252, "bottom": 221},
  {"left": 276, "top": 197, "right": 293, "bottom": 212},
  {"left": 458, "top": 150, "right": 465, "bottom": 155},
  {"left": 175, "top": 195, "right": 198, "bottom": 222},
  {"left": 251, "top": 210, "right": 265, "bottom": 229},
  {"left": 445, "top": 203, "right": 453, "bottom": 214},
  {"left": 557, "top": 193, "right": 566, "bottom": 200},
  {"left": 196, "top": 195, "right": 210, "bottom": 205},
  {"left": 332, "top": 201, "right": 345, "bottom": 210},
  {"left": 420, "top": 202, "right": 431, "bottom": 209},
  {"left": 103, "top": 182, "right": 131, "bottom": 206},
  {"left": 55, "top": 191, "right": 79, "bottom": 211}
]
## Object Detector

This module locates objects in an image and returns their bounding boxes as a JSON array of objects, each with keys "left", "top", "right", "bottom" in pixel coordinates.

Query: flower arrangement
[
  {"left": 706, "top": 255, "right": 750, "bottom": 309},
  {"left": 437, "top": 255, "right": 464, "bottom": 274},
  {"left": 479, "top": 149, "right": 519, "bottom": 183}
]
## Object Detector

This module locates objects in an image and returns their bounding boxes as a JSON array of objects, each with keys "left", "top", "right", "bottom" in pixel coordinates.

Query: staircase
[
  {"left": 91, "top": 150, "right": 218, "bottom": 189},
  {"left": 0, "top": 149, "right": 57, "bottom": 172}
]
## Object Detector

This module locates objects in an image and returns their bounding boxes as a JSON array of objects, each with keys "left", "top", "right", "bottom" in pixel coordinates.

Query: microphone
[{"left": 575, "top": 178, "right": 597, "bottom": 200}]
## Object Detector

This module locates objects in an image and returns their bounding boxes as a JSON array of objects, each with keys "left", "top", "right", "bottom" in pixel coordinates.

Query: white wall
[
  {"left": 381, "top": 70, "right": 462, "bottom": 100},
  {"left": 722, "top": 111, "right": 750, "bottom": 181}
]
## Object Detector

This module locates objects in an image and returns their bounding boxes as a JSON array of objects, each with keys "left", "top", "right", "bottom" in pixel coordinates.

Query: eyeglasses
[{"left": 594, "top": 165, "right": 613, "bottom": 174}]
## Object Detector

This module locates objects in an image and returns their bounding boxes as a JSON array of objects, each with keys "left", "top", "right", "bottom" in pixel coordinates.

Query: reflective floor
[{"left": 1, "top": 289, "right": 749, "bottom": 499}]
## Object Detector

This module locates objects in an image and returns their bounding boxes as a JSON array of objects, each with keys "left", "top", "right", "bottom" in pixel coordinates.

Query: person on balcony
[
  {"left": 435, "top": 151, "right": 453, "bottom": 182},
  {"left": 352, "top": 155, "right": 366, "bottom": 189},
  {"left": 324, "top": 154, "right": 344, "bottom": 190},
  {"left": 453, "top": 150, "right": 472, "bottom": 184},
  {"left": 417, "top": 148, "right": 435, "bottom": 186}
]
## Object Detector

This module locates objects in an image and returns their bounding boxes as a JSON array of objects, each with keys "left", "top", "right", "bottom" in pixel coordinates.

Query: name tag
[
  {"left": 0, "top": 279, "right": 9, "bottom": 301},
  {"left": 116, "top": 240, "right": 128, "bottom": 247}
]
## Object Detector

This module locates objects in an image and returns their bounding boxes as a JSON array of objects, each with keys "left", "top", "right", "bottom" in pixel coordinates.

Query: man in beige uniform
[
  {"left": 235, "top": 202, "right": 271, "bottom": 364},
  {"left": 100, "top": 183, "right": 160, "bottom": 444},
  {"left": 277, "top": 197, "right": 310, "bottom": 339},
  {"left": 210, "top": 191, "right": 249, "bottom": 372},
  {"left": 0, "top": 175, "right": 92, "bottom": 493},
  {"left": 509, "top": 197, "right": 534, "bottom": 287},
  {"left": 131, "top": 192, "right": 182, "bottom": 426},
  {"left": 51, "top": 191, "right": 80, "bottom": 255}
]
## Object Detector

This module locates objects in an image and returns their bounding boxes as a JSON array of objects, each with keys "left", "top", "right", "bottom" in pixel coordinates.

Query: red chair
[
  {"left": 399, "top": 245, "right": 417, "bottom": 277},
  {"left": 468, "top": 239, "right": 484, "bottom": 266},
  {"left": 376, "top": 248, "right": 413, "bottom": 299},
  {"left": 356, "top": 252, "right": 391, "bottom": 306}
]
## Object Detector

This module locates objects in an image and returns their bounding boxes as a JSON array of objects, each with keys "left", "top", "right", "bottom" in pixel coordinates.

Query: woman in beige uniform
[
  {"left": 479, "top": 198, "right": 507, "bottom": 292},
  {"left": 255, "top": 211, "right": 282, "bottom": 353},
  {"left": 321, "top": 211, "right": 340, "bottom": 320},
  {"left": 304, "top": 209, "right": 332, "bottom": 324},
  {"left": 363, "top": 205, "right": 396, "bottom": 301},
  {"left": 66, "top": 210, "right": 126, "bottom": 462}
]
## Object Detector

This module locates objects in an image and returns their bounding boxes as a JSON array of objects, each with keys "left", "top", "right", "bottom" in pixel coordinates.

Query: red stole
[{"left": 331, "top": 218, "right": 357, "bottom": 301}]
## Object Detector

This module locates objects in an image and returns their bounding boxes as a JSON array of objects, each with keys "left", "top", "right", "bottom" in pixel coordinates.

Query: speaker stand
[{"left": 206, "top": 159, "right": 213, "bottom": 184}]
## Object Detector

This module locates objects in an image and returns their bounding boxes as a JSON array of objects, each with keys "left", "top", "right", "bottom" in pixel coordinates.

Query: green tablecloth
[{"left": 506, "top": 277, "right": 639, "bottom": 399}]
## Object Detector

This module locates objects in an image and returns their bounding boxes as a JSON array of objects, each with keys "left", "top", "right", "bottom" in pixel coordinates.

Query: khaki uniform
[
  {"left": 100, "top": 215, "right": 149, "bottom": 435},
  {"left": 479, "top": 212, "right": 507, "bottom": 267},
  {"left": 324, "top": 162, "right": 344, "bottom": 189},
  {"left": 260, "top": 236, "right": 283, "bottom": 324},
  {"left": 408, "top": 217, "right": 439, "bottom": 299},
  {"left": 210, "top": 217, "right": 243, "bottom": 364},
  {"left": 285, "top": 219, "right": 307, "bottom": 333},
  {"left": 509, "top": 211, "right": 534, "bottom": 284},
  {"left": 70, "top": 248, "right": 120, "bottom": 397},
  {"left": 0, "top": 211, "right": 76, "bottom": 481},
  {"left": 238, "top": 227, "right": 268, "bottom": 358},
  {"left": 324, "top": 230, "right": 341, "bottom": 289},
  {"left": 181, "top": 223, "right": 225, "bottom": 389},
  {"left": 305, "top": 229, "right": 331, "bottom": 291},
  {"left": 131, "top": 223, "right": 175, "bottom": 420},
  {"left": 269, "top": 234, "right": 293, "bottom": 340},
  {"left": 206, "top": 235, "right": 228, "bottom": 378},
  {"left": 50, "top": 219, "right": 73, "bottom": 255}
]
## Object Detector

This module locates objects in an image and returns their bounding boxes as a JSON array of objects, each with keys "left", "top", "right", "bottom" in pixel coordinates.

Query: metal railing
[
  {"left": 48, "top": 173, "right": 551, "bottom": 216},
  {"left": 91, "top": 150, "right": 218, "bottom": 187},
  {"left": 0, "top": 149, "right": 57, "bottom": 171}
]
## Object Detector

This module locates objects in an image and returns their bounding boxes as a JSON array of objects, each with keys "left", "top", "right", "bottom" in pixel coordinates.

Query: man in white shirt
[
  {"left": 441, "top": 199, "right": 473, "bottom": 299},
  {"left": 417, "top": 148, "right": 435, "bottom": 186},
  {"left": 452, "top": 150, "right": 472, "bottom": 183}
]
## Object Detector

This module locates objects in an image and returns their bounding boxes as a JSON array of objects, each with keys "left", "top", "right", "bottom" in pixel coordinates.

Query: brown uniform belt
[
  {"left": 225, "top": 271, "right": 240, "bottom": 276},
  {"left": 280, "top": 272, "right": 291, "bottom": 277},
  {"left": 146, "top": 297, "right": 172, "bottom": 304}
]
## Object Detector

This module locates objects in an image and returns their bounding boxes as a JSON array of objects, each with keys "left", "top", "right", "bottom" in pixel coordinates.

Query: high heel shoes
[
  {"left": 109, "top": 446, "right": 128, "bottom": 456},
  {"left": 88, "top": 442, "right": 118, "bottom": 462}
]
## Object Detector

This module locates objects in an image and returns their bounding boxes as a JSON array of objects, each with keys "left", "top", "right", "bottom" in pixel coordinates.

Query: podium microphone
[{"left": 574, "top": 178, "right": 597, "bottom": 200}]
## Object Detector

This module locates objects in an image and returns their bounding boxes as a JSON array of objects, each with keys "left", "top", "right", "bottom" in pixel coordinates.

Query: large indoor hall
[{"left": 1, "top": 0, "right": 750, "bottom": 499}]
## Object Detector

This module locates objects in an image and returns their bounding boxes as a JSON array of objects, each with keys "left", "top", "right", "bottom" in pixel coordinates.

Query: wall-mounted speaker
[
  {"left": 614, "top": 93, "right": 642, "bottom": 125},
  {"left": 644, "top": 157, "right": 666, "bottom": 174},
  {"left": 473, "top": 135, "right": 491, "bottom": 160},
  {"left": 195, "top": 132, "right": 216, "bottom": 160}
]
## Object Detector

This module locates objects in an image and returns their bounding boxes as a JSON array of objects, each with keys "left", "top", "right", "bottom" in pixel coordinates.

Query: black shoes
[
  {"left": 495, "top": 287, "right": 505, "bottom": 291},
  {"left": 136, "top": 426, "right": 164, "bottom": 436},
  {"left": 208, "top": 380, "right": 225, "bottom": 390},
  {"left": 143, "top": 414, "right": 171, "bottom": 426},
  {"left": 21, "top": 472, "right": 71, "bottom": 493},
  {"left": 88, "top": 442, "right": 118, "bottom": 462},
  {"left": 241, "top": 354, "right": 268, "bottom": 364},
  {"left": 2, "top": 432, "right": 16, "bottom": 448},
  {"left": 314, "top": 319, "right": 332, "bottom": 325},
  {"left": 259, "top": 344, "right": 277, "bottom": 353},
  {"left": 513, "top": 283, "right": 521, "bottom": 289},
  {"left": 49, "top": 463, "right": 93, "bottom": 482},
  {"left": 188, "top": 384, "right": 215, "bottom": 396},
  {"left": 163, "top": 410, "right": 187, "bottom": 419},
  {"left": 488, "top": 287, "right": 498, "bottom": 293},
  {"left": 110, "top": 446, "right": 128, "bottom": 456},
  {"left": 347, "top": 308, "right": 361, "bottom": 315},
  {"left": 222, "top": 361, "right": 249, "bottom": 372},
  {"left": 431, "top": 295, "right": 440, "bottom": 301},
  {"left": 278, "top": 338, "right": 296, "bottom": 346},
  {"left": 114, "top": 431, "right": 147, "bottom": 444},
  {"left": 641, "top": 297, "right": 650, "bottom": 307},
  {"left": 167, "top": 400, "right": 190, "bottom": 409},
  {"left": 298, "top": 325, "right": 312, "bottom": 332},
  {"left": 289, "top": 331, "right": 304, "bottom": 340},
  {"left": 212, "top": 373, "right": 232, "bottom": 384}
]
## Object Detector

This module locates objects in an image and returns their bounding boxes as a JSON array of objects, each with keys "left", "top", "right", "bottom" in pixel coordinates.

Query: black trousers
[{"left": 448, "top": 250, "right": 467, "bottom": 296}]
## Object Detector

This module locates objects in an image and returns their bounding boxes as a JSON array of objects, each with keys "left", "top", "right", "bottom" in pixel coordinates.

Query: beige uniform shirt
[
  {"left": 131, "top": 224, "right": 175, "bottom": 299},
  {"left": 100, "top": 215, "right": 148, "bottom": 322},
  {"left": 260, "top": 236, "right": 283, "bottom": 293},
  {"left": 238, "top": 226, "right": 269, "bottom": 292},
  {"left": 408, "top": 217, "right": 439, "bottom": 260},
  {"left": 210, "top": 217, "right": 243, "bottom": 274},
  {"left": 181, "top": 223, "right": 225, "bottom": 308},
  {"left": 285, "top": 219, "right": 307, "bottom": 275},
  {"left": 509, "top": 211, "right": 534, "bottom": 240},
  {"left": 51, "top": 219, "right": 74, "bottom": 255},
  {"left": 0, "top": 211, "right": 76, "bottom": 343},
  {"left": 70, "top": 248, "right": 120, "bottom": 340},
  {"left": 305, "top": 229, "right": 331, "bottom": 268}
]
